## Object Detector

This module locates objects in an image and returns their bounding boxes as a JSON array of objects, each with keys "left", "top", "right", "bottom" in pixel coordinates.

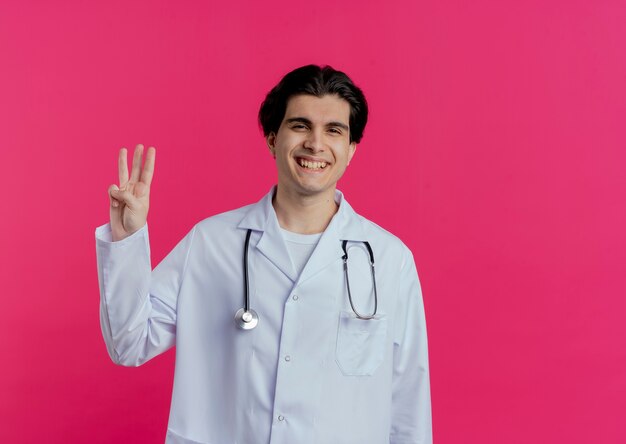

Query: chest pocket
[{"left": 335, "top": 311, "right": 387, "bottom": 376}]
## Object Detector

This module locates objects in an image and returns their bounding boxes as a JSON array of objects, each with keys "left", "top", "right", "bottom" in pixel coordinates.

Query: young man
[{"left": 96, "top": 65, "right": 432, "bottom": 444}]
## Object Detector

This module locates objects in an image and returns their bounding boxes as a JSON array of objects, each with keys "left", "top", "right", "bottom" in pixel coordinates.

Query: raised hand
[{"left": 108, "top": 144, "right": 156, "bottom": 241}]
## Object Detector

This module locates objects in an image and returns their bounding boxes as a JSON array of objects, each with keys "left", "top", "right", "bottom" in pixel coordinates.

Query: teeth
[{"left": 299, "top": 159, "right": 327, "bottom": 170}]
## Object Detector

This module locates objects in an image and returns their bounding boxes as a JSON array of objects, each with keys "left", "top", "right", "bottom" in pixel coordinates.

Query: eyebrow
[{"left": 285, "top": 117, "right": 349, "bottom": 131}]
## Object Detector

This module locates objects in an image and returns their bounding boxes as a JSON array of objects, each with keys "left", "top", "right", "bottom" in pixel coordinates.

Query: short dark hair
[{"left": 258, "top": 64, "right": 368, "bottom": 143}]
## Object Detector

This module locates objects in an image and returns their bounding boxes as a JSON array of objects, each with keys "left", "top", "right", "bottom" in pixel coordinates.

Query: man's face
[{"left": 267, "top": 94, "right": 357, "bottom": 199}]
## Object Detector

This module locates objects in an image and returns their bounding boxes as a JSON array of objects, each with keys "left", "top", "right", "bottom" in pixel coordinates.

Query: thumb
[
  {"left": 108, "top": 184, "right": 121, "bottom": 208},
  {"left": 109, "top": 184, "right": 136, "bottom": 208}
]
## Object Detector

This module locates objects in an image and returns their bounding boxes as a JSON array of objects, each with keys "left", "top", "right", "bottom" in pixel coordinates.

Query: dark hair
[{"left": 258, "top": 64, "right": 368, "bottom": 143}]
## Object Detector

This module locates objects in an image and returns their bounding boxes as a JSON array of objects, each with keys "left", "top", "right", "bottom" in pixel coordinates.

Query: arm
[
  {"left": 390, "top": 249, "right": 432, "bottom": 444},
  {"left": 96, "top": 144, "right": 185, "bottom": 366},
  {"left": 95, "top": 221, "right": 195, "bottom": 366}
]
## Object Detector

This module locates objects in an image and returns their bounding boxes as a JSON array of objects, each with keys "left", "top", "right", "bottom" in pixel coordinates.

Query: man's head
[{"left": 258, "top": 65, "right": 368, "bottom": 144}]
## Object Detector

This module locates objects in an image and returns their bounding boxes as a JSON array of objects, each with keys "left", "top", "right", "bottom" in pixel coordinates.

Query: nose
[{"left": 303, "top": 129, "right": 325, "bottom": 152}]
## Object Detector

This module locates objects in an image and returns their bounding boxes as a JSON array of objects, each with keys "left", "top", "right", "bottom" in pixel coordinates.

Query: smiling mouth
[{"left": 297, "top": 158, "right": 328, "bottom": 170}]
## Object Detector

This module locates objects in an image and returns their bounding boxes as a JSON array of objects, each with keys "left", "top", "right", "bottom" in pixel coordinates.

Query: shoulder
[
  {"left": 194, "top": 202, "right": 254, "bottom": 232},
  {"left": 182, "top": 202, "right": 257, "bottom": 255},
  {"left": 351, "top": 210, "right": 414, "bottom": 267}
]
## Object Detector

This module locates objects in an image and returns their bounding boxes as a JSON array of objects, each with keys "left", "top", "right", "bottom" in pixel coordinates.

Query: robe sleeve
[
  {"left": 95, "top": 222, "right": 196, "bottom": 366},
  {"left": 390, "top": 248, "right": 433, "bottom": 444}
]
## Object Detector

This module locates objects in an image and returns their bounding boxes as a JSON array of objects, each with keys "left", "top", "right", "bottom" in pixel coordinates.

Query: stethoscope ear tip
[{"left": 235, "top": 308, "right": 259, "bottom": 330}]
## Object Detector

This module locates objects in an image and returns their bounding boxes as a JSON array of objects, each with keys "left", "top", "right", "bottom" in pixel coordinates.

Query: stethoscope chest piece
[{"left": 235, "top": 308, "right": 259, "bottom": 330}]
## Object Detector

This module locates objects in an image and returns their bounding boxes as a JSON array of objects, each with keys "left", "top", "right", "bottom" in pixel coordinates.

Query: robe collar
[{"left": 237, "top": 186, "right": 366, "bottom": 283}]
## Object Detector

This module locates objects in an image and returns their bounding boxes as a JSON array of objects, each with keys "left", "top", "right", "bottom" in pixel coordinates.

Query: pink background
[{"left": 1, "top": 0, "right": 625, "bottom": 442}]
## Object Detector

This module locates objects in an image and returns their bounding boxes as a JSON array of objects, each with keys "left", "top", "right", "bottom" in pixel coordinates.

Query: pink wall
[{"left": 1, "top": 0, "right": 625, "bottom": 442}]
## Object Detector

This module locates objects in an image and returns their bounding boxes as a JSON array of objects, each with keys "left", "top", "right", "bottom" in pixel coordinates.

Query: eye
[
  {"left": 291, "top": 123, "right": 308, "bottom": 130},
  {"left": 328, "top": 127, "right": 342, "bottom": 135}
]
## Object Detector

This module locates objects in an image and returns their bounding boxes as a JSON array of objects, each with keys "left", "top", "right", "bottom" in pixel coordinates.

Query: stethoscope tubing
[
  {"left": 235, "top": 229, "right": 258, "bottom": 329},
  {"left": 236, "top": 230, "right": 378, "bottom": 330},
  {"left": 243, "top": 229, "right": 252, "bottom": 312},
  {"left": 342, "top": 240, "right": 378, "bottom": 320}
]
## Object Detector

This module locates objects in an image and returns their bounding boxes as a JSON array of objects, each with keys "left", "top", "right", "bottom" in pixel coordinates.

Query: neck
[{"left": 272, "top": 186, "right": 338, "bottom": 234}]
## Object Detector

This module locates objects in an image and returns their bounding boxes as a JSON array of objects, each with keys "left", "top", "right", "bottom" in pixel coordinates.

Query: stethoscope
[{"left": 235, "top": 229, "right": 379, "bottom": 330}]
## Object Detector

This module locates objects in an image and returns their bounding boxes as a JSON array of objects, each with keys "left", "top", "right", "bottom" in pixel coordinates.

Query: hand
[{"left": 108, "top": 144, "right": 156, "bottom": 241}]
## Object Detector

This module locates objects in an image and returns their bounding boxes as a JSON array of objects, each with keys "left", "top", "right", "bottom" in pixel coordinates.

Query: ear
[
  {"left": 266, "top": 133, "right": 277, "bottom": 158},
  {"left": 347, "top": 142, "right": 357, "bottom": 166}
]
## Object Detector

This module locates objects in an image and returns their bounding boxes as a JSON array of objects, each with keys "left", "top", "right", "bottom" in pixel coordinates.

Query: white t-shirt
[{"left": 279, "top": 227, "right": 322, "bottom": 279}]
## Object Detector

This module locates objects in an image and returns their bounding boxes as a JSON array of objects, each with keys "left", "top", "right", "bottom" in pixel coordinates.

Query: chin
[{"left": 299, "top": 183, "right": 335, "bottom": 197}]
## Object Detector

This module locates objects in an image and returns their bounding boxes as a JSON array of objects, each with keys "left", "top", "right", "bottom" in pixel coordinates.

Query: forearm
[
  {"left": 390, "top": 250, "right": 433, "bottom": 444},
  {"left": 95, "top": 222, "right": 176, "bottom": 366}
]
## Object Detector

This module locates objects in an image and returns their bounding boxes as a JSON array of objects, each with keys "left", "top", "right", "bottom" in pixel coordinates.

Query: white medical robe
[{"left": 95, "top": 187, "right": 432, "bottom": 444}]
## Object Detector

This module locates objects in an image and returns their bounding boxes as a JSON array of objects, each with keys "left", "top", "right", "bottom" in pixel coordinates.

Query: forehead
[{"left": 283, "top": 94, "right": 351, "bottom": 124}]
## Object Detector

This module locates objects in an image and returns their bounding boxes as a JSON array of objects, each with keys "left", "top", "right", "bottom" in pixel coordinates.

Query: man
[{"left": 96, "top": 65, "right": 432, "bottom": 444}]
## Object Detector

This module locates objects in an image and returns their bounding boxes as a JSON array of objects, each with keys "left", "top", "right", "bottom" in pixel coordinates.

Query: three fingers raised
[
  {"left": 111, "top": 144, "right": 156, "bottom": 207},
  {"left": 118, "top": 144, "right": 156, "bottom": 188}
]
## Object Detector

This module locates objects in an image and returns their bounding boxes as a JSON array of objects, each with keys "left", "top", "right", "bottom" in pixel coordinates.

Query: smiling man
[
  {"left": 96, "top": 65, "right": 432, "bottom": 444},
  {"left": 268, "top": 93, "right": 357, "bottom": 235}
]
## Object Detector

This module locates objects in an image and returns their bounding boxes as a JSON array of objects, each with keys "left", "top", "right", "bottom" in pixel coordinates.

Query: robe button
[{"left": 292, "top": 295, "right": 299, "bottom": 301}]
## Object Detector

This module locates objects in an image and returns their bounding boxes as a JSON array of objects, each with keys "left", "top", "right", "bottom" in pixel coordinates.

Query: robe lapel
[
  {"left": 238, "top": 187, "right": 298, "bottom": 282},
  {"left": 255, "top": 216, "right": 298, "bottom": 282},
  {"left": 297, "top": 191, "right": 367, "bottom": 285}
]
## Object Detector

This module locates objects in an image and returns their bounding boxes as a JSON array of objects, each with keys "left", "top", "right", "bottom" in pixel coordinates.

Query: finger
[
  {"left": 140, "top": 147, "right": 156, "bottom": 186},
  {"left": 134, "top": 181, "right": 148, "bottom": 198},
  {"left": 108, "top": 184, "right": 121, "bottom": 208},
  {"left": 130, "top": 144, "right": 144, "bottom": 183},
  {"left": 118, "top": 148, "right": 129, "bottom": 187}
]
